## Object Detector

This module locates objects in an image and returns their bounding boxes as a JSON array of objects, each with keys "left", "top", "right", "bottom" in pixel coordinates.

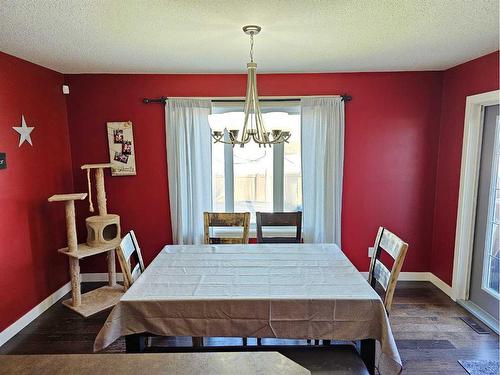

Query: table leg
[
  {"left": 107, "top": 249, "right": 117, "bottom": 287},
  {"left": 69, "top": 257, "right": 81, "bottom": 307},
  {"left": 192, "top": 337, "right": 204, "bottom": 347},
  {"left": 360, "top": 339, "right": 376, "bottom": 375},
  {"left": 125, "top": 334, "right": 146, "bottom": 353}
]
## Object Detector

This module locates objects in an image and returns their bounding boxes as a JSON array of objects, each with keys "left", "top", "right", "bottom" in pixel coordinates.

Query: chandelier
[{"left": 210, "top": 25, "right": 291, "bottom": 147}]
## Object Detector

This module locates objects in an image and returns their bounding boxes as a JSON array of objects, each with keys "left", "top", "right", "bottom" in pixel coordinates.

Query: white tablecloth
[{"left": 94, "top": 244, "right": 401, "bottom": 374}]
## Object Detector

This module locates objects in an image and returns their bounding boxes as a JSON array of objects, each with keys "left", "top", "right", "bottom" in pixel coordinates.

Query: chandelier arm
[
  {"left": 256, "top": 107, "right": 267, "bottom": 142},
  {"left": 211, "top": 133, "right": 243, "bottom": 145},
  {"left": 241, "top": 113, "right": 249, "bottom": 142},
  {"left": 211, "top": 133, "right": 224, "bottom": 143},
  {"left": 266, "top": 139, "right": 283, "bottom": 145},
  {"left": 248, "top": 79, "right": 260, "bottom": 142},
  {"left": 254, "top": 137, "right": 275, "bottom": 145},
  {"left": 250, "top": 69, "right": 266, "bottom": 143},
  {"left": 229, "top": 132, "right": 249, "bottom": 145},
  {"left": 280, "top": 133, "right": 292, "bottom": 143},
  {"left": 251, "top": 65, "right": 269, "bottom": 143},
  {"left": 251, "top": 89, "right": 263, "bottom": 142},
  {"left": 241, "top": 64, "right": 255, "bottom": 139},
  {"left": 253, "top": 129, "right": 276, "bottom": 145},
  {"left": 220, "top": 139, "right": 240, "bottom": 145},
  {"left": 268, "top": 134, "right": 281, "bottom": 144},
  {"left": 268, "top": 131, "right": 291, "bottom": 144},
  {"left": 238, "top": 132, "right": 251, "bottom": 147},
  {"left": 252, "top": 132, "right": 268, "bottom": 147},
  {"left": 273, "top": 137, "right": 286, "bottom": 144},
  {"left": 251, "top": 132, "right": 258, "bottom": 144}
]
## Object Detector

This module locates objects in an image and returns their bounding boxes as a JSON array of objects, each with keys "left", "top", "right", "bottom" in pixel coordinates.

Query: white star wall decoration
[{"left": 13, "top": 115, "right": 35, "bottom": 147}]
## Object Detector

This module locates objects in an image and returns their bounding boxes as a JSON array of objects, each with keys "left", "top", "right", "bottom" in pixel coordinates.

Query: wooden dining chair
[
  {"left": 256, "top": 211, "right": 302, "bottom": 243},
  {"left": 117, "top": 230, "right": 145, "bottom": 291},
  {"left": 202, "top": 212, "right": 250, "bottom": 346},
  {"left": 255, "top": 211, "right": 302, "bottom": 345},
  {"left": 367, "top": 226, "right": 409, "bottom": 314},
  {"left": 203, "top": 212, "right": 250, "bottom": 244},
  {"left": 318, "top": 228, "right": 408, "bottom": 349}
]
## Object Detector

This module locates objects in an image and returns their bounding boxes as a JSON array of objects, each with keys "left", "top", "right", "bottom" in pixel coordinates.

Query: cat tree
[
  {"left": 82, "top": 163, "right": 121, "bottom": 247},
  {"left": 48, "top": 163, "right": 123, "bottom": 317}
]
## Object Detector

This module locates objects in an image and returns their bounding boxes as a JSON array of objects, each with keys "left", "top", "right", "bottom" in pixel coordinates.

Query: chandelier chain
[{"left": 250, "top": 33, "right": 254, "bottom": 62}]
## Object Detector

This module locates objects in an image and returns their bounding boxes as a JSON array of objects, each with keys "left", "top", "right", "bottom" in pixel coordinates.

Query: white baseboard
[
  {"left": 0, "top": 271, "right": 454, "bottom": 348},
  {"left": 361, "top": 271, "right": 453, "bottom": 297},
  {"left": 428, "top": 273, "right": 453, "bottom": 297},
  {"left": 0, "top": 281, "right": 71, "bottom": 347},
  {"left": 399, "top": 272, "right": 432, "bottom": 281}
]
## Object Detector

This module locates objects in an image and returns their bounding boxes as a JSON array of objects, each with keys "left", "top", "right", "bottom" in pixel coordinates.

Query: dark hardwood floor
[{"left": 1, "top": 282, "right": 498, "bottom": 374}]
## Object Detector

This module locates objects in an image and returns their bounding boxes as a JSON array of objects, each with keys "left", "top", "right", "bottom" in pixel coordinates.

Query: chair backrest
[
  {"left": 203, "top": 212, "right": 250, "bottom": 244},
  {"left": 367, "top": 227, "right": 409, "bottom": 313},
  {"left": 117, "top": 230, "right": 145, "bottom": 290},
  {"left": 256, "top": 211, "right": 302, "bottom": 243}
]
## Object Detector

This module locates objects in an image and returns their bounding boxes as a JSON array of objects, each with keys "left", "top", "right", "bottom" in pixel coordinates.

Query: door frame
[{"left": 452, "top": 90, "right": 500, "bottom": 302}]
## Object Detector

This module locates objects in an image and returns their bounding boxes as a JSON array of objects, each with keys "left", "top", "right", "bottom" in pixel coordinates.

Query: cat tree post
[
  {"left": 95, "top": 167, "right": 107, "bottom": 215},
  {"left": 65, "top": 200, "right": 81, "bottom": 306},
  {"left": 48, "top": 193, "right": 87, "bottom": 307},
  {"left": 92, "top": 165, "right": 111, "bottom": 286},
  {"left": 94, "top": 167, "right": 117, "bottom": 286},
  {"left": 64, "top": 200, "right": 78, "bottom": 253},
  {"left": 108, "top": 250, "right": 117, "bottom": 287}
]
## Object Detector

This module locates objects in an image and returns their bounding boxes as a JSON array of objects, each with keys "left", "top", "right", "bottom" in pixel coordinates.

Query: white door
[{"left": 469, "top": 105, "right": 500, "bottom": 323}]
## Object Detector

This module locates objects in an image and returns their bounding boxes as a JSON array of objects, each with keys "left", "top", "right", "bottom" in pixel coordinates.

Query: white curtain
[
  {"left": 301, "top": 97, "right": 345, "bottom": 245},
  {"left": 166, "top": 99, "right": 212, "bottom": 244}
]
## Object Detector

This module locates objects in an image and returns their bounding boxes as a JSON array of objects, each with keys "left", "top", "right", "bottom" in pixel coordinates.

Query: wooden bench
[{"left": 0, "top": 352, "right": 310, "bottom": 375}]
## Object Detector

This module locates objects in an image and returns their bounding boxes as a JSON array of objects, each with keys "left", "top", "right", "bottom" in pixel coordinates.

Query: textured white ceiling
[{"left": 0, "top": 0, "right": 498, "bottom": 73}]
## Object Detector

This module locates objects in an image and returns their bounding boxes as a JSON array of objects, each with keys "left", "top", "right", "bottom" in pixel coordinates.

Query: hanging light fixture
[{"left": 210, "top": 25, "right": 291, "bottom": 147}]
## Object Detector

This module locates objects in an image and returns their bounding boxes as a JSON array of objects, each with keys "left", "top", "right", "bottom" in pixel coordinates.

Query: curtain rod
[{"left": 142, "top": 94, "right": 352, "bottom": 104}]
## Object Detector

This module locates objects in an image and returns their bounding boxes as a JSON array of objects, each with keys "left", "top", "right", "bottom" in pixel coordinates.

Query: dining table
[{"left": 94, "top": 243, "right": 402, "bottom": 375}]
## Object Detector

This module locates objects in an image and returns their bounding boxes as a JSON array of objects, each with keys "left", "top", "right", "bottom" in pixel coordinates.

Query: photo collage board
[{"left": 107, "top": 121, "right": 137, "bottom": 176}]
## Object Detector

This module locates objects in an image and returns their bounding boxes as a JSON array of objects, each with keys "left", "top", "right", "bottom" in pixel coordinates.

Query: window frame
[
  {"left": 211, "top": 102, "right": 301, "bottom": 234},
  {"left": 220, "top": 125, "right": 290, "bottom": 215}
]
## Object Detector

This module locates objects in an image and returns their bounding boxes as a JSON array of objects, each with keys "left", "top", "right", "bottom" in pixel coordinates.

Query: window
[
  {"left": 483, "top": 117, "right": 500, "bottom": 297},
  {"left": 211, "top": 103, "right": 302, "bottom": 223}
]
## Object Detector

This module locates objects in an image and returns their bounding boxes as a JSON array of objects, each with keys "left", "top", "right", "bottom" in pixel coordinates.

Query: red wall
[
  {"left": 65, "top": 71, "right": 444, "bottom": 273},
  {"left": 2, "top": 50, "right": 497, "bottom": 333},
  {"left": 0, "top": 52, "right": 73, "bottom": 331},
  {"left": 431, "top": 51, "right": 500, "bottom": 285}
]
